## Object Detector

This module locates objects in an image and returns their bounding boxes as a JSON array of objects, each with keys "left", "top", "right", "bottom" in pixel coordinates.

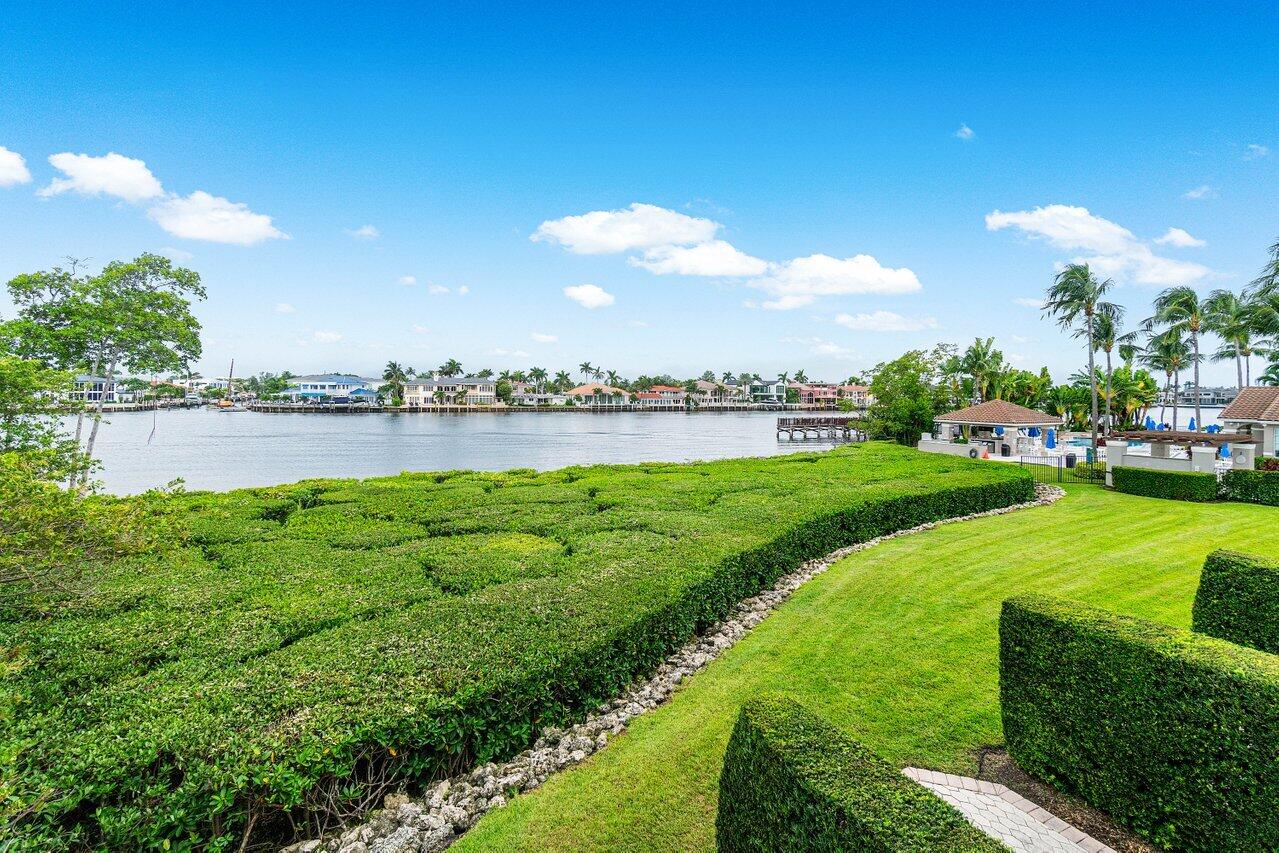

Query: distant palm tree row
[{"left": 1043, "top": 237, "right": 1279, "bottom": 447}]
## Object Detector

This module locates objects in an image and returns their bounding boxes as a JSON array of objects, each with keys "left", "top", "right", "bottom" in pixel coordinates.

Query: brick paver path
[{"left": 903, "top": 768, "right": 1116, "bottom": 852}]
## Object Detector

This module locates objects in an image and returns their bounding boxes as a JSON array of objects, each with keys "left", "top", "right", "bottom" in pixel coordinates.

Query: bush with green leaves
[
  {"left": 1257, "top": 456, "right": 1279, "bottom": 472},
  {"left": 716, "top": 695, "right": 1001, "bottom": 852},
  {"left": 1000, "top": 594, "right": 1279, "bottom": 851},
  {"left": 1111, "top": 465, "right": 1219, "bottom": 501},
  {"left": 1193, "top": 549, "right": 1279, "bottom": 654},
  {"left": 1221, "top": 468, "right": 1279, "bottom": 506},
  {"left": 0, "top": 443, "right": 1031, "bottom": 849}
]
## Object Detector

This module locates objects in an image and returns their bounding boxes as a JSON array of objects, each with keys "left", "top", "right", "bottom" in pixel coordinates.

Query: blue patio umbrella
[
  {"left": 1221, "top": 442, "right": 1231, "bottom": 459},
  {"left": 1045, "top": 429, "right": 1056, "bottom": 449},
  {"left": 1028, "top": 427, "right": 1040, "bottom": 437},
  {"left": 1188, "top": 417, "right": 1197, "bottom": 431},
  {"left": 1207, "top": 424, "right": 1221, "bottom": 434},
  {"left": 1144, "top": 416, "right": 1156, "bottom": 430},
  {"left": 994, "top": 426, "right": 1005, "bottom": 436}
]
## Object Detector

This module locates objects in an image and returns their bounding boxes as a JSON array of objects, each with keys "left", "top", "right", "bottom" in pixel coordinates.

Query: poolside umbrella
[
  {"left": 1045, "top": 429, "right": 1056, "bottom": 449},
  {"left": 994, "top": 426, "right": 1004, "bottom": 436},
  {"left": 1221, "top": 443, "right": 1231, "bottom": 459},
  {"left": 1189, "top": 417, "right": 1197, "bottom": 431},
  {"left": 1144, "top": 416, "right": 1156, "bottom": 430},
  {"left": 1028, "top": 427, "right": 1040, "bottom": 437}
]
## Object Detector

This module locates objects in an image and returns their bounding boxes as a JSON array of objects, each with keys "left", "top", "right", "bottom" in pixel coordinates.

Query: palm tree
[
  {"left": 438, "top": 358, "right": 463, "bottom": 377},
  {"left": 793, "top": 369, "right": 809, "bottom": 383},
  {"left": 476, "top": 368, "right": 495, "bottom": 380},
  {"left": 1043, "top": 263, "right": 1114, "bottom": 452},
  {"left": 382, "top": 361, "right": 411, "bottom": 402},
  {"left": 1204, "top": 289, "right": 1253, "bottom": 390},
  {"left": 1146, "top": 286, "right": 1208, "bottom": 430},
  {"left": 528, "top": 367, "right": 548, "bottom": 391},
  {"left": 1251, "top": 237, "right": 1279, "bottom": 296},
  {"left": 578, "top": 361, "right": 595, "bottom": 382},
  {"left": 1084, "top": 306, "right": 1137, "bottom": 433},
  {"left": 721, "top": 370, "right": 734, "bottom": 384},
  {"left": 1142, "top": 329, "right": 1191, "bottom": 429},
  {"left": 553, "top": 370, "right": 572, "bottom": 391},
  {"left": 605, "top": 369, "right": 620, "bottom": 387},
  {"left": 961, "top": 337, "right": 1003, "bottom": 402},
  {"left": 1260, "top": 362, "right": 1279, "bottom": 386}
]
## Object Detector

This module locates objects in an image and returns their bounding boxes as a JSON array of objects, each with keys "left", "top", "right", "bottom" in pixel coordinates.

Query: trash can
[
  {"left": 1064, "top": 452, "right": 1077, "bottom": 468},
  {"left": 1000, "top": 443, "right": 1011, "bottom": 457}
]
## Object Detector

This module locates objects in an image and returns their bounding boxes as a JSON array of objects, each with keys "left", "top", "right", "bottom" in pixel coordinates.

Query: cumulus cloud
[
  {"left": 148, "top": 191, "right": 288, "bottom": 245},
  {"left": 1245, "top": 144, "right": 1269, "bottom": 160},
  {"left": 398, "top": 275, "right": 417, "bottom": 286},
  {"left": 748, "top": 254, "right": 921, "bottom": 310},
  {"left": 986, "top": 204, "right": 1211, "bottom": 285},
  {"left": 834, "top": 310, "right": 938, "bottom": 332},
  {"left": 40, "top": 152, "right": 164, "bottom": 202},
  {"left": 427, "top": 284, "right": 450, "bottom": 295},
  {"left": 532, "top": 202, "right": 718, "bottom": 254},
  {"left": 629, "top": 240, "right": 769, "bottom": 276},
  {"left": 954, "top": 124, "right": 976, "bottom": 140},
  {"left": 0, "top": 146, "right": 31, "bottom": 187},
  {"left": 1013, "top": 297, "right": 1044, "bottom": 309},
  {"left": 489, "top": 347, "right": 531, "bottom": 358},
  {"left": 530, "top": 332, "right": 558, "bottom": 343},
  {"left": 312, "top": 330, "right": 343, "bottom": 343},
  {"left": 458, "top": 285, "right": 470, "bottom": 295},
  {"left": 347, "top": 224, "right": 379, "bottom": 240},
  {"left": 563, "top": 284, "right": 615, "bottom": 309},
  {"left": 782, "top": 336, "right": 858, "bottom": 361},
  {"left": 1183, "top": 185, "right": 1215, "bottom": 200},
  {"left": 1154, "top": 227, "right": 1206, "bottom": 248},
  {"left": 274, "top": 302, "right": 296, "bottom": 314}
]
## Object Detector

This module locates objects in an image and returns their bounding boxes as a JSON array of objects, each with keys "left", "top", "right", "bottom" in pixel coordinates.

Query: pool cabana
[{"left": 920, "top": 400, "right": 1061, "bottom": 459}]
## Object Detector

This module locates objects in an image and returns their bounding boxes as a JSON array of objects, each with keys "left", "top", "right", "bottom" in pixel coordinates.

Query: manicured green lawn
[{"left": 457, "top": 484, "right": 1279, "bottom": 852}]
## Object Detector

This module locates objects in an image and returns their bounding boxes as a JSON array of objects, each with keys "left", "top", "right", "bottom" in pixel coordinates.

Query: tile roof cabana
[
  {"left": 1219, "top": 387, "right": 1279, "bottom": 457},
  {"left": 921, "top": 400, "right": 1061, "bottom": 459},
  {"left": 935, "top": 400, "right": 1060, "bottom": 428}
]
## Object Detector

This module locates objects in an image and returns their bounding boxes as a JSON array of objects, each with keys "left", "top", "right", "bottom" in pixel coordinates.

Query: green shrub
[
  {"left": 1193, "top": 549, "right": 1279, "bottom": 654},
  {"left": 1257, "top": 456, "right": 1279, "bottom": 472},
  {"left": 2, "top": 444, "right": 1032, "bottom": 848},
  {"left": 716, "top": 696, "right": 1001, "bottom": 852},
  {"left": 1070, "top": 461, "right": 1105, "bottom": 479},
  {"left": 1111, "top": 465, "right": 1219, "bottom": 501},
  {"left": 1000, "top": 594, "right": 1279, "bottom": 851},
  {"left": 1221, "top": 468, "right": 1279, "bottom": 506}
]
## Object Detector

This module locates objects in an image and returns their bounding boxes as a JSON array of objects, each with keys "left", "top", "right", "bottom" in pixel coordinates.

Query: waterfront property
[
  {"left": 564, "top": 382, "right": 631, "bottom": 406},
  {"left": 748, "top": 377, "right": 787, "bottom": 405},
  {"left": 1220, "top": 386, "right": 1279, "bottom": 457},
  {"left": 404, "top": 376, "right": 498, "bottom": 406},
  {"left": 283, "top": 373, "right": 380, "bottom": 401},
  {"left": 70, "top": 373, "right": 121, "bottom": 403},
  {"left": 918, "top": 399, "right": 1061, "bottom": 458}
]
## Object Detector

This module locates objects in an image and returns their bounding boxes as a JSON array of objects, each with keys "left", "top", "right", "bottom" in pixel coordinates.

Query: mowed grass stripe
[{"left": 456, "top": 485, "right": 1279, "bottom": 852}]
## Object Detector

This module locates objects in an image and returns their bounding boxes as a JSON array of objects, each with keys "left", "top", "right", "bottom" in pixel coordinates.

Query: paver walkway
[{"left": 903, "top": 768, "right": 1116, "bottom": 852}]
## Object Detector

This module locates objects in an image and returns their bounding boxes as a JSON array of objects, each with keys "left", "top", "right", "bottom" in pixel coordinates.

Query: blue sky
[{"left": 1, "top": 2, "right": 1276, "bottom": 384}]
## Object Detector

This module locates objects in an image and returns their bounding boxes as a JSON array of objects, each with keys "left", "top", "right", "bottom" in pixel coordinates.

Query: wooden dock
[
  {"left": 776, "top": 416, "right": 865, "bottom": 441},
  {"left": 248, "top": 403, "right": 384, "bottom": 413}
]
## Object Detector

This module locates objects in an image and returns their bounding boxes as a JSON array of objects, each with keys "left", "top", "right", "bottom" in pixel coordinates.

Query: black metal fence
[{"left": 1018, "top": 455, "right": 1106, "bottom": 485}]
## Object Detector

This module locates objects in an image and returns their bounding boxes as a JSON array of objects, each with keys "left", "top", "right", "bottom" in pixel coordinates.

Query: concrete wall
[{"left": 917, "top": 439, "right": 989, "bottom": 458}]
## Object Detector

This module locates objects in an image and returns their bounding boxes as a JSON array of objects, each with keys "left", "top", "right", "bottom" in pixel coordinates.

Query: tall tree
[
  {"left": 1084, "top": 306, "right": 1136, "bottom": 433},
  {"left": 437, "top": 358, "right": 463, "bottom": 377},
  {"left": 1141, "top": 329, "right": 1191, "bottom": 430},
  {"left": 1043, "top": 263, "right": 1113, "bottom": 453},
  {"left": 1204, "top": 289, "right": 1253, "bottom": 389},
  {"left": 381, "top": 361, "right": 412, "bottom": 402},
  {"left": 5, "top": 254, "right": 204, "bottom": 487},
  {"left": 960, "top": 337, "right": 1003, "bottom": 402},
  {"left": 1146, "top": 286, "right": 1208, "bottom": 430},
  {"left": 793, "top": 369, "right": 809, "bottom": 383},
  {"left": 528, "top": 366, "right": 548, "bottom": 391}
]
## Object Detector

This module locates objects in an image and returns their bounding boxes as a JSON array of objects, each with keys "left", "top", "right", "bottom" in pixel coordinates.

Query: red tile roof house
[
  {"left": 635, "top": 387, "right": 687, "bottom": 408},
  {"left": 837, "top": 384, "right": 872, "bottom": 408},
  {"left": 565, "top": 383, "right": 631, "bottom": 407},
  {"left": 790, "top": 383, "right": 839, "bottom": 409},
  {"left": 1220, "top": 386, "right": 1279, "bottom": 457}
]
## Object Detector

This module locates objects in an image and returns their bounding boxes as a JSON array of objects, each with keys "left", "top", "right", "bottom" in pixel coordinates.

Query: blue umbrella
[
  {"left": 1028, "top": 427, "right": 1040, "bottom": 437},
  {"left": 1207, "top": 424, "right": 1221, "bottom": 434},
  {"left": 1144, "top": 416, "right": 1156, "bottom": 430},
  {"left": 994, "top": 426, "right": 1005, "bottom": 436},
  {"left": 1045, "top": 429, "right": 1056, "bottom": 449},
  {"left": 1221, "top": 442, "right": 1231, "bottom": 459},
  {"left": 1189, "top": 417, "right": 1197, "bottom": 431}
]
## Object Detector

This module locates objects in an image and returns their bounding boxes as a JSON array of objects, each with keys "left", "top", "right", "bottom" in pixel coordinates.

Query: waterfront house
[
  {"left": 284, "top": 374, "right": 380, "bottom": 402},
  {"left": 837, "top": 384, "right": 872, "bottom": 409},
  {"left": 692, "top": 380, "right": 737, "bottom": 406},
  {"left": 748, "top": 378, "right": 787, "bottom": 406},
  {"left": 1219, "top": 386, "right": 1279, "bottom": 457},
  {"left": 403, "top": 376, "right": 497, "bottom": 406},
  {"left": 790, "top": 382, "right": 838, "bottom": 409},
  {"left": 565, "top": 383, "right": 631, "bottom": 407},
  {"left": 71, "top": 374, "right": 120, "bottom": 404}
]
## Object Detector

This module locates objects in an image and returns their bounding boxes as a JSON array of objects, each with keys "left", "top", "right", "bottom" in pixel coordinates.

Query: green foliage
[
  {"left": 1069, "top": 461, "right": 1105, "bottom": 479},
  {"left": 1257, "top": 456, "right": 1279, "bottom": 472},
  {"left": 0, "top": 444, "right": 1031, "bottom": 848},
  {"left": 0, "top": 354, "right": 87, "bottom": 481},
  {"left": 1221, "top": 468, "right": 1279, "bottom": 506},
  {"left": 1000, "top": 594, "right": 1279, "bottom": 851},
  {"left": 716, "top": 696, "right": 1001, "bottom": 852},
  {"left": 1193, "top": 549, "right": 1279, "bottom": 654},
  {"left": 865, "top": 349, "right": 946, "bottom": 445},
  {"left": 1111, "top": 465, "right": 1219, "bottom": 501}
]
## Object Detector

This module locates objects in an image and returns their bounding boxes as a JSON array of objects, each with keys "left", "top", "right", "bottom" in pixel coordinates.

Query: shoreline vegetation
[{"left": 0, "top": 443, "right": 1031, "bottom": 849}]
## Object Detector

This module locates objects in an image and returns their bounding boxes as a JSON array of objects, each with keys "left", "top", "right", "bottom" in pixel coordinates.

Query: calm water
[{"left": 86, "top": 409, "right": 845, "bottom": 494}]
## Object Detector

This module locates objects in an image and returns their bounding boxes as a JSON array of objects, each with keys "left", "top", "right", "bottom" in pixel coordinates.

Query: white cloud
[
  {"left": 1245, "top": 144, "right": 1269, "bottom": 160},
  {"left": 760, "top": 295, "right": 816, "bottom": 311},
  {"left": 563, "top": 283, "right": 615, "bottom": 309},
  {"left": 834, "top": 310, "right": 938, "bottom": 332},
  {"left": 954, "top": 124, "right": 975, "bottom": 140},
  {"left": 346, "top": 224, "right": 379, "bottom": 240},
  {"left": 629, "top": 240, "right": 769, "bottom": 276},
  {"left": 986, "top": 204, "right": 1212, "bottom": 285},
  {"left": 1013, "top": 297, "right": 1044, "bottom": 309},
  {"left": 532, "top": 203, "right": 718, "bottom": 254},
  {"left": 458, "top": 285, "right": 470, "bottom": 295},
  {"left": 427, "top": 283, "right": 450, "bottom": 295},
  {"left": 1183, "top": 185, "right": 1215, "bottom": 200},
  {"left": 1154, "top": 227, "right": 1206, "bottom": 248},
  {"left": 530, "top": 332, "right": 558, "bottom": 343},
  {"left": 0, "top": 146, "right": 31, "bottom": 187},
  {"left": 629, "top": 320, "right": 650, "bottom": 328},
  {"left": 489, "top": 347, "right": 531, "bottom": 358},
  {"left": 274, "top": 302, "right": 296, "bottom": 314},
  {"left": 312, "top": 330, "right": 343, "bottom": 343},
  {"left": 782, "top": 336, "right": 858, "bottom": 361},
  {"left": 40, "top": 152, "right": 164, "bottom": 202},
  {"left": 748, "top": 254, "right": 921, "bottom": 309},
  {"left": 148, "top": 191, "right": 288, "bottom": 245},
  {"left": 398, "top": 275, "right": 417, "bottom": 286}
]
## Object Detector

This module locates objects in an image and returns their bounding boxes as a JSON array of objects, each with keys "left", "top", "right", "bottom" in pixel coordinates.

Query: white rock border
[{"left": 287, "top": 483, "right": 1064, "bottom": 853}]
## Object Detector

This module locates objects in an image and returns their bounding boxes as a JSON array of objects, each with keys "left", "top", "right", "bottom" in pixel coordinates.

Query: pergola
[
  {"left": 1112, "top": 430, "right": 1257, "bottom": 447},
  {"left": 934, "top": 400, "right": 1061, "bottom": 456}
]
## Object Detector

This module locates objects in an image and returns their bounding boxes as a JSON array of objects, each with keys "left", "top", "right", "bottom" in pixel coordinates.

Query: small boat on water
[{"left": 214, "top": 358, "right": 248, "bottom": 411}]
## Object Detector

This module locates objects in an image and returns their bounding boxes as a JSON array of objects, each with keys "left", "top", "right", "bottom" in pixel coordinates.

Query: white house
[
  {"left": 565, "top": 383, "right": 631, "bottom": 407},
  {"left": 748, "top": 378, "right": 787, "bottom": 406},
  {"left": 1220, "top": 386, "right": 1279, "bottom": 457},
  {"left": 404, "top": 376, "right": 497, "bottom": 406},
  {"left": 284, "top": 374, "right": 379, "bottom": 401},
  {"left": 71, "top": 374, "right": 119, "bottom": 404}
]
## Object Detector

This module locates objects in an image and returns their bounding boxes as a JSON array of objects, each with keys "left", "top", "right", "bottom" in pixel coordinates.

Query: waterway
[{"left": 86, "top": 409, "right": 850, "bottom": 494}]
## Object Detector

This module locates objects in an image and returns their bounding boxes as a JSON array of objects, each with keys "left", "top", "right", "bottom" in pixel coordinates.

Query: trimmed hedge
[
  {"left": 1193, "top": 549, "right": 1279, "bottom": 654},
  {"left": 1000, "top": 594, "right": 1279, "bottom": 851},
  {"left": 1, "top": 443, "right": 1033, "bottom": 848},
  {"left": 1111, "top": 465, "right": 1219, "bottom": 501},
  {"left": 1221, "top": 468, "right": 1279, "bottom": 506},
  {"left": 716, "top": 696, "right": 1002, "bottom": 852}
]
